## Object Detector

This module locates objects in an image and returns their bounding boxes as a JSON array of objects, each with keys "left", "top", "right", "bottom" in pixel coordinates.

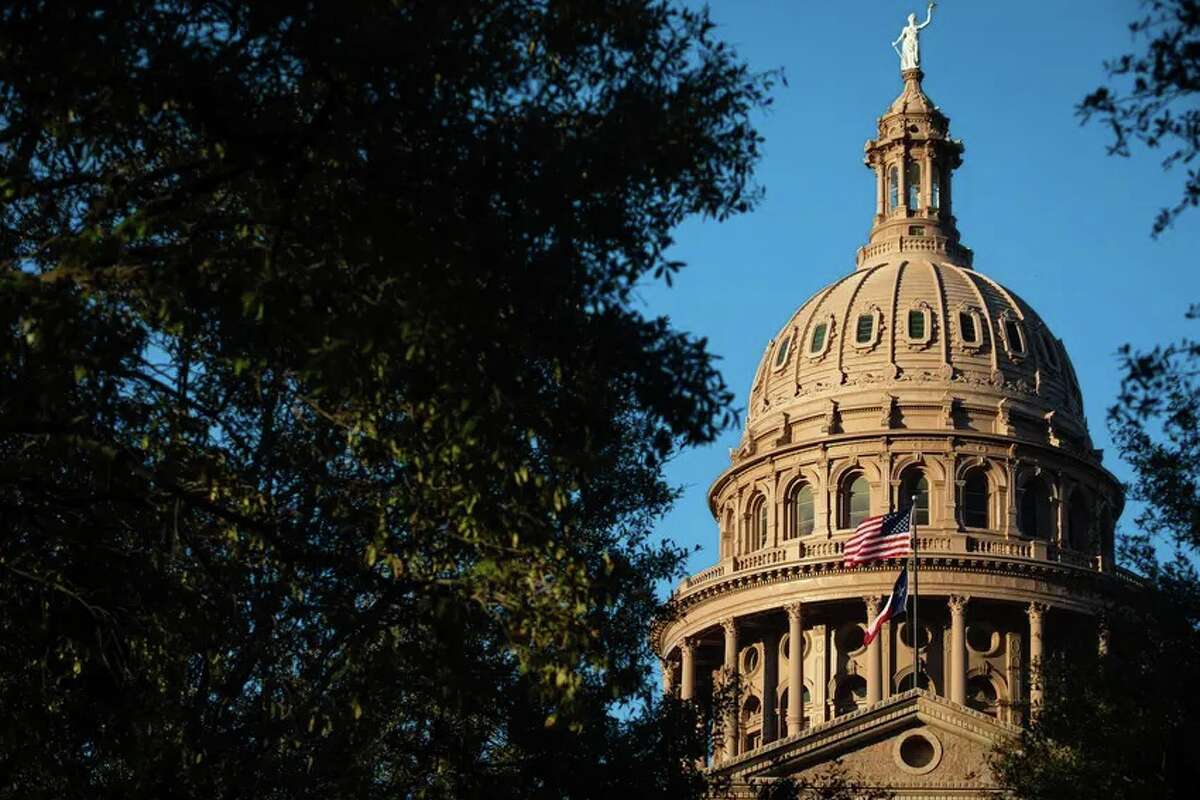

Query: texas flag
[{"left": 864, "top": 566, "right": 909, "bottom": 646}]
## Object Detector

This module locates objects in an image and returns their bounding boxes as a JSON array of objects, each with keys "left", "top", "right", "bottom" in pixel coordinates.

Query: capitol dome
[
  {"left": 744, "top": 258, "right": 1090, "bottom": 454},
  {"left": 654, "top": 64, "right": 1129, "bottom": 798}
]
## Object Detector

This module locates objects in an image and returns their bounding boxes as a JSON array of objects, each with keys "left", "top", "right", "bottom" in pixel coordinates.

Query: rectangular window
[
  {"left": 908, "top": 309, "right": 926, "bottom": 340},
  {"left": 908, "top": 226, "right": 926, "bottom": 236},
  {"left": 855, "top": 314, "right": 875, "bottom": 344}
]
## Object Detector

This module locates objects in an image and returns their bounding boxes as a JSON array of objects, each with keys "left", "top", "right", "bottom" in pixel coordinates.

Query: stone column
[
  {"left": 661, "top": 659, "right": 674, "bottom": 695},
  {"left": 762, "top": 629, "right": 779, "bottom": 744},
  {"left": 897, "top": 157, "right": 908, "bottom": 214},
  {"left": 864, "top": 595, "right": 882, "bottom": 704},
  {"left": 875, "top": 165, "right": 885, "bottom": 217},
  {"left": 722, "top": 617, "right": 739, "bottom": 759},
  {"left": 786, "top": 602, "right": 804, "bottom": 735},
  {"left": 1027, "top": 603, "right": 1047, "bottom": 716},
  {"left": 1098, "top": 619, "right": 1110, "bottom": 657},
  {"left": 680, "top": 638, "right": 696, "bottom": 701},
  {"left": 923, "top": 154, "right": 933, "bottom": 213},
  {"left": 949, "top": 595, "right": 969, "bottom": 705}
]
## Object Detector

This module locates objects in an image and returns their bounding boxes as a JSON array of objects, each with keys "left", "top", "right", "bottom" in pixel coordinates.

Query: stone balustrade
[
  {"left": 685, "top": 563, "right": 726, "bottom": 589},
  {"left": 733, "top": 547, "right": 789, "bottom": 571},
  {"left": 675, "top": 532, "right": 1113, "bottom": 596}
]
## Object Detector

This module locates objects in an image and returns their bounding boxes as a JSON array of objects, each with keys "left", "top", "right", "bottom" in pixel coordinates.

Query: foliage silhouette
[
  {"left": 0, "top": 1, "right": 776, "bottom": 797},
  {"left": 1080, "top": 0, "right": 1200, "bottom": 235},
  {"left": 991, "top": 307, "right": 1200, "bottom": 799}
]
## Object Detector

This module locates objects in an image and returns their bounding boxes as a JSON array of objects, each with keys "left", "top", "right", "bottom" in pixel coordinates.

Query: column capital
[
  {"left": 785, "top": 601, "right": 804, "bottom": 623},
  {"left": 680, "top": 636, "right": 697, "bottom": 655},
  {"left": 948, "top": 594, "right": 971, "bottom": 614},
  {"left": 1027, "top": 601, "right": 1049, "bottom": 621},
  {"left": 863, "top": 594, "right": 883, "bottom": 617},
  {"left": 720, "top": 617, "right": 738, "bottom": 637}
]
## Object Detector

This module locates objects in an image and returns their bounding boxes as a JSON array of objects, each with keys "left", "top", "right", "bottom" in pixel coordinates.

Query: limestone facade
[{"left": 652, "top": 69, "right": 1130, "bottom": 797}]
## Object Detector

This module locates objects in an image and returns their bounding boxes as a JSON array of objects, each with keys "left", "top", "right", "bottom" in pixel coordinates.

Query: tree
[
  {"left": 1080, "top": 0, "right": 1200, "bottom": 235},
  {"left": 0, "top": 2, "right": 774, "bottom": 797},
  {"left": 990, "top": 309, "right": 1200, "bottom": 799}
]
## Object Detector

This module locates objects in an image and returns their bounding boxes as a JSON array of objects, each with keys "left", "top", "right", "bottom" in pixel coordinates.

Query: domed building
[{"left": 653, "top": 63, "right": 1130, "bottom": 797}]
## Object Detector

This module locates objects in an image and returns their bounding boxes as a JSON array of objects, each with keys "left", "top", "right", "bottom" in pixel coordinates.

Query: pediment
[{"left": 715, "top": 690, "right": 1015, "bottom": 795}]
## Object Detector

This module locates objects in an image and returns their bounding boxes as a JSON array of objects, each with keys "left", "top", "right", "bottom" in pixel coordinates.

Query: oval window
[
  {"left": 810, "top": 322, "right": 828, "bottom": 354},
  {"left": 773, "top": 335, "right": 792, "bottom": 369},
  {"left": 855, "top": 313, "right": 875, "bottom": 345}
]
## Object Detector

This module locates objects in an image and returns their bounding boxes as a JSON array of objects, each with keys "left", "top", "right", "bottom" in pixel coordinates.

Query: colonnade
[{"left": 670, "top": 596, "right": 1058, "bottom": 761}]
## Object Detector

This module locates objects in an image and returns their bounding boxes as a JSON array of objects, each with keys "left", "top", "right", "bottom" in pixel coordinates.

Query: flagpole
[{"left": 910, "top": 494, "right": 919, "bottom": 692}]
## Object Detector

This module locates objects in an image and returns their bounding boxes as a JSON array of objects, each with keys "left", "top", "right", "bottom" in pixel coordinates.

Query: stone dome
[{"left": 744, "top": 258, "right": 1091, "bottom": 455}]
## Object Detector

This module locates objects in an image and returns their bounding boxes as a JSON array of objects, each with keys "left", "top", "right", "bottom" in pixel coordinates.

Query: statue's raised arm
[{"left": 918, "top": 2, "right": 936, "bottom": 30}]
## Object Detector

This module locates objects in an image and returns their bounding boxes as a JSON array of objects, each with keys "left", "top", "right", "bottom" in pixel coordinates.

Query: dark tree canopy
[
  {"left": 1081, "top": 0, "right": 1200, "bottom": 235},
  {"left": 0, "top": 1, "right": 773, "bottom": 797},
  {"left": 990, "top": 307, "right": 1200, "bottom": 799}
]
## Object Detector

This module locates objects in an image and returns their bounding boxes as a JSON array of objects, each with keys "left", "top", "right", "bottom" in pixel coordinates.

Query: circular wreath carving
[
  {"left": 742, "top": 645, "right": 761, "bottom": 676},
  {"left": 780, "top": 631, "right": 811, "bottom": 662}
]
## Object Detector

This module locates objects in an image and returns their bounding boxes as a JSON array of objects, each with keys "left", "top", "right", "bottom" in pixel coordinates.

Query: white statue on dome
[{"left": 893, "top": 2, "right": 936, "bottom": 71}]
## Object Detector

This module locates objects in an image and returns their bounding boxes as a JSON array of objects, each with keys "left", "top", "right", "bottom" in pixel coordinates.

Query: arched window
[
  {"left": 787, "top": 483, "right": 815, "bottom": 539},
  {"left": 747, "top": 495, "right": 768, "bottom": 552},
  {"left": 900, "top": 469, "right": 930, "bottom": 526},
  {"left": 777, "top": 686, "right": 813, "bottom": 738},
  {"left": 1068, "top": 489, "right": 1093, "bottom": 551},
  {"left": 906, "top": 160, "right": 921, "bottom": 209},
  {"left": 741, "top": 695, "right": 763, "bottom": 752},
  {"left": 888, "top": 166, "right": 899, "bottom": 211},
  {"left": 841, "top": 472, "right": 871, "bottom": 529},
  {"left": 963, "top": 469, "right": 990, "bottom": 529},
  {"left": 1020, "top": 477, "right": 1053, "bottom": 540},
  {"left": 896, "top": 670, "right": 932, "bottom": 692},
  {"left": 931, "top": 166, "right": 941, "bottom": 209}
]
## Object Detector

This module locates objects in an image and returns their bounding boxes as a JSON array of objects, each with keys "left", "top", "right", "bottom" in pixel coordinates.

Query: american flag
[{"left": 843, "top": 508, "right": 914, "bottom": 567}]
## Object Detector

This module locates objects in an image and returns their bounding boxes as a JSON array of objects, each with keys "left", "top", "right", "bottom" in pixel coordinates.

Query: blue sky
[{"left": 640, "top": 1, "right": 1200, "bottom": 580}]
